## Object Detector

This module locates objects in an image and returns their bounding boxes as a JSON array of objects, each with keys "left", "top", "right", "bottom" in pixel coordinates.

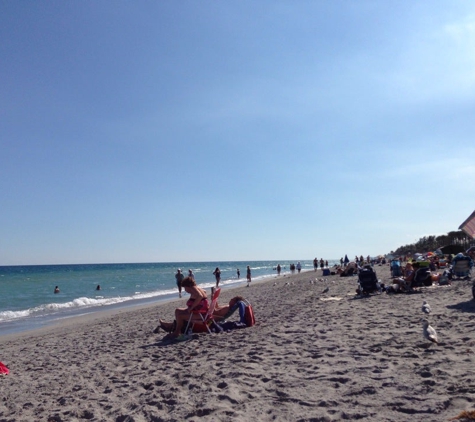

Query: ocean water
[{"left": 0, "top": 260, "right": 333, "bottom": 336}]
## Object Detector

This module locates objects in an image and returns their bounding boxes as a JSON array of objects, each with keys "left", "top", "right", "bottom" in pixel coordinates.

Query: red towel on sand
[{"left": 0, "top": 361, "right": 9, "bottom": 375}]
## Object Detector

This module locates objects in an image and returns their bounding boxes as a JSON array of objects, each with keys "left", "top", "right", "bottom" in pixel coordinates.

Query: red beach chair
[{"left": 184, "top": 287, "right": 221, "bottom": 334}]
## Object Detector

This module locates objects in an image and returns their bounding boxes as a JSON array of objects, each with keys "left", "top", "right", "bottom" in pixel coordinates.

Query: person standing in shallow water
[
  {"left": 175, "top": 269, "right": 184, "bottom": 298},
  {"left": 236, "top": 268, "right": 240, "bottom": 279},
  {"left": 246, "top": 265, "right": 252, "bottom": 287},
  {"left": 213, "top": 267, "right": 221, "bottom": 288}
]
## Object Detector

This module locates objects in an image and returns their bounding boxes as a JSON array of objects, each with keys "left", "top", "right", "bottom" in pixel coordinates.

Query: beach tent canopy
[
  {"left": 440, "top": 244, "right": 465, "bottom": 255},
  {"left": 459, "top": 210, "right": 475, "bottom": 239}
]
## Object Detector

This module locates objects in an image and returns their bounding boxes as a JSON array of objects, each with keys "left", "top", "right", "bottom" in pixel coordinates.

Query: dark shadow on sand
[{"left": 446, "top": 299, "right": 475, "bottom": 313}]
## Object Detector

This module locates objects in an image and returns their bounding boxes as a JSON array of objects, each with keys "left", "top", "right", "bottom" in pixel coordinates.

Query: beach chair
[
  {"left": 390, "top": 259, "right": 402, "bottom": 277},
  {"left": 412, "top": 267, "right": 433, "bottom": 287},
  {"left": 357, "top": 266, "right": 379, "bottom": 295},
  {"left": 451, "top": 254, "right": 473, "bottom": 280},
  {"left": 184, "top": 287, "right": 221, "bottom": 335}
]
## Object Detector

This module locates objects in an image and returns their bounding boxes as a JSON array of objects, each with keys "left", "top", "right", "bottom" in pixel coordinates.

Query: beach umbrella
[{"left": 459, "top": 210, "right": 475, "bottom": 239}]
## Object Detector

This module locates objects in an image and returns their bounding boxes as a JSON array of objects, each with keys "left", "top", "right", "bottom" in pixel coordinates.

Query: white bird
[
  {"left": 422, "top": 301, "right": 431, "bottom": 314},
  {"left": 422, "top": 319, "right": 438, "bottom": 344}
]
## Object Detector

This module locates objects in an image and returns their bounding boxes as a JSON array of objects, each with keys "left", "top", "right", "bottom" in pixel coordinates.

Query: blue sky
[{"left": 1, "top": 1, "right": 475, "bottom": 265}]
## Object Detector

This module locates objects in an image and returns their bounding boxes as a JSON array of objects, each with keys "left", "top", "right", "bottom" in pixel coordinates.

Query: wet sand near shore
[{"left": 1, "top": 263, "right": 475, "bottom": 421}]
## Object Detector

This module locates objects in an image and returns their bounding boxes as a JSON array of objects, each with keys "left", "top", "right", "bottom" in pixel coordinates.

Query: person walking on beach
[
  {"left": 277, "top": 264, "right": 281, "bottom": 276},
  {"left": 213, "top": 267, "right": 221, "bottom": 288},
  {"left": 246, "top": 265, "right": 252, "bottom": 287},
  {"left": 313, "top": 258, "right": 318, "bottom": 271},
  {"left": 175, "top": 269, "right": 184, "bottom": 298},
  {"left": 296, "top": 262, "right": 302, "bottom": 273},
  {"left": 188, "top": 269, "right": 195, "bottom": 282},
  {"left": 237, "top": 268, "right": 240, "bottom": 279}
]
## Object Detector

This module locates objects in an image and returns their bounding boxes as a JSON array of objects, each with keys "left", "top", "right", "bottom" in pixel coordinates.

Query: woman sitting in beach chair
[
  {"left": 155, "top": 295, "right": 249, "bottom": 335},
  {"left": 157, "top": 277, "right": 209, "bottom": 339},
  {"left": 391, "top": 262, "right": 416, "bottom": 292}
]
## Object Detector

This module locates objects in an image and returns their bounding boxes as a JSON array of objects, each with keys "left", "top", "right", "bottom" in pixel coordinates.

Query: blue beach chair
[
  {"left": 451, "top": 254, "right": 473, "bottom": 280},
  {"left": 390, "top": 259, "right": 402, "bottom": 277}
]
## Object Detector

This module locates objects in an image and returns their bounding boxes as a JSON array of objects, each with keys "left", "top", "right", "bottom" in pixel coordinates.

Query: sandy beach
[{"left": 1, "top": 264, "right": 475, "bottom": 422}]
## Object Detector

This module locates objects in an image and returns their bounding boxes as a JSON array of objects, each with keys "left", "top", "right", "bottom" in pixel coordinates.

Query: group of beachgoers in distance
[{"left": 175, "top": 266, "right": 253, "bottom": 299}]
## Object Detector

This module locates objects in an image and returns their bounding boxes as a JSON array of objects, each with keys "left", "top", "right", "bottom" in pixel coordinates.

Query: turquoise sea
[{"left": 0, "top": 260, "right": 335, "bottom": 336}]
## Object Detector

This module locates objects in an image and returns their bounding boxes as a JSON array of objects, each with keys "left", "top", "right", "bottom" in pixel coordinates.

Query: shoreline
[
  {"left": 1, "top": 264, "right": 475, "bottom": 421},
  {"left": 0, "top": 262, "right": 308, "bottom": 336},
  {"left": 0, "top": 268, "right": 295, "bottom": 341}
]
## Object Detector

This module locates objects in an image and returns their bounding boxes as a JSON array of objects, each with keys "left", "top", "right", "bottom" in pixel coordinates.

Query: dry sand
[{"left": 1, "top": 264, "right": 475, "bottom": 422}]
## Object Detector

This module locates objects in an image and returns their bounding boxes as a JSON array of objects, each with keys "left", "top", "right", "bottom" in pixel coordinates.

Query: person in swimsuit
[
  {"left": 175, "top": 269, "right": 185, "bottom": 298},
  {"left": 213, "top": 267, "right": 221, "bottom": 287},
  {"left": 166, "top": 277, "right": 208, "bottom": 339},
  {"left": 155, "top": 295, "right": 246, "bottom": 334}
]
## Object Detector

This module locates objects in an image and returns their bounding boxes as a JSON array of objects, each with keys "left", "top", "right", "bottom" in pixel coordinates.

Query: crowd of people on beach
[{"left": 352, "top": 250, "right": 474, "bottom": 295}]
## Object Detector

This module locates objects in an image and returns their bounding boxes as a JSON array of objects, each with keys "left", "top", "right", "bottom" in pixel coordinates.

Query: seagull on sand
[
  {"left": 422, "top": 301, "right": 431, "bottom": 314},
  {"left": 422, "top": 319, "right": 438, "bottom": 344}
]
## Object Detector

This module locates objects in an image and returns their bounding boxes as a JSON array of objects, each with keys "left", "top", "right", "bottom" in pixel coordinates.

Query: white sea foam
[{"left": 0, "top": 288, "right": 179, "bottom": 322}]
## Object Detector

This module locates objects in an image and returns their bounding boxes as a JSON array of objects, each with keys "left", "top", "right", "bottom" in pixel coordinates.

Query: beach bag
[
  {"left": 242, "top": 300, "right": 255, "bottom": 327},
  {"left": 216, "top": 321, "right": 247, "bottom": 331}
]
